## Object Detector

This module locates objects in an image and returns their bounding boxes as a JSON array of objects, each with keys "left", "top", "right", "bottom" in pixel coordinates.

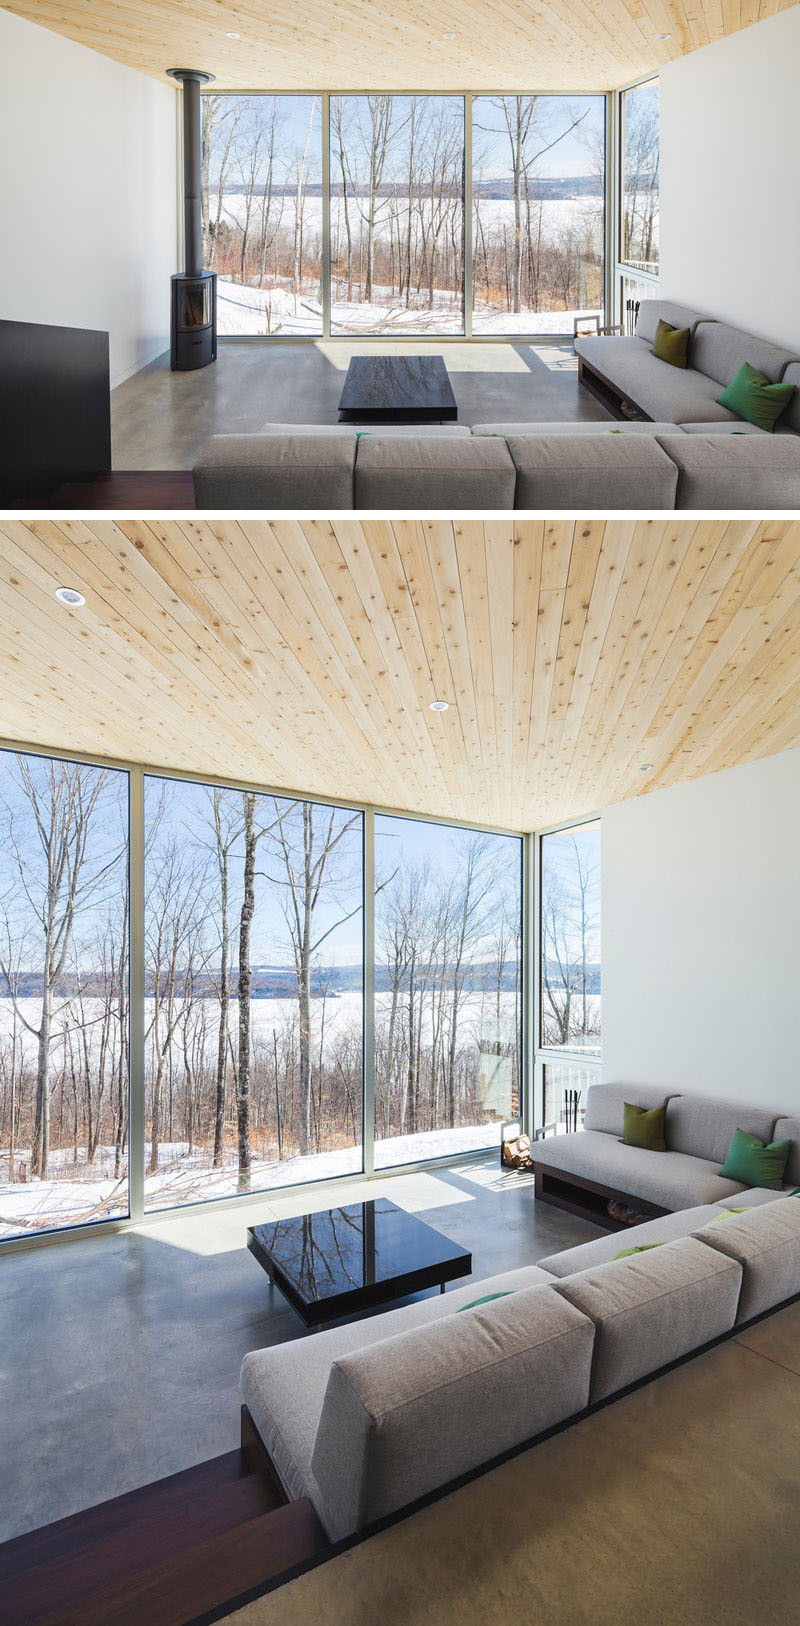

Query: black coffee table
[
  {"left": 247, "top": 1197, "right": 472, "bottom": 1330},
  {"left": 337, "top": 355, "right": 458, "bottom": 422}
]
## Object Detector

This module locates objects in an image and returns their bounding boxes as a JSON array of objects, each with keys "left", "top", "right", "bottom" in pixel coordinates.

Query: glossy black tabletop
[
  {"left": 338, "top": 354, "right": 458, "bottom": 421},
  {"left": 248, "top": 1197, "right": 472, "bottom": 1323}
]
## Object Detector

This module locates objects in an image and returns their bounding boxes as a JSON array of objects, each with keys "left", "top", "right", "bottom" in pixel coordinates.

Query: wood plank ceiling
[
  {"left": 1, "top": 518, "right": 800, "bottom": 832},
  {"left": 3, "top": 0, "right": 797, "bottom": 92}
]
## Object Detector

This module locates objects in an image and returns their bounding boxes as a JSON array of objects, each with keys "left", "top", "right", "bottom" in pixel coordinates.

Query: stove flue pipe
[{"left": 167, "top": 68, "right": 215, "bottom": 278}]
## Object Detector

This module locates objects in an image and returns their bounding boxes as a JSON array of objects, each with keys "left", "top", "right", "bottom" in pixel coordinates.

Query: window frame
[
  {"left": 201, "top": 87, "right": 613, "bottom": 344},
  {"left": 0, "top": 737, "right": 528, "bottom": 1253}
]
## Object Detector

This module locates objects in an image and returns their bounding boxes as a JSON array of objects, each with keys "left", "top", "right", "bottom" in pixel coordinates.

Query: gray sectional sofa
[
  {"left": 532, "top": 1082, "right": 799, "bottom": 1226},
  {"left": 192, "top": 300, "right": 800, "bottom": 509},
  {"left": 575, "top": 299, "right": 800, "bottom": 434},
  {"left": 239, "top": 1083, "right": 799, "bottom": 1548}
]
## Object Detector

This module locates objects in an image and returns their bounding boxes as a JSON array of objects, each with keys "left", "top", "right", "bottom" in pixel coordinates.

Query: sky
[{"left": 207, "top": 92, "right": 607, "bottom": 190}]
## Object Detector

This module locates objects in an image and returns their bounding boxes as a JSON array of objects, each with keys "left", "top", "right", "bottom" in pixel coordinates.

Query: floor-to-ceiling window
[
  {"left": 202, "top": 93, "right": 323, "bottom": 336},
  {"left": 374, "top": 815, "right": 522, "bottom": 1168},
  {"left": 0, "top": 750, "right": 129, "bottom": 1240},
  {"left": 330, "top": 95, "right": 465, "bottom": 335},
  {"left": 143, "top": 776, "right": 364, "bottom": 1211},
  {"left": 472, "top": 95, "right": 606, "bottom": 335},
  {"left": 202, "top": 90, "right": 610, "bottom": 341},
  {"left": 538, "top": 820, "right": 601, "bottom": 1134},
  {"left": 618, "top": 78, "right": 660, "bottom": 331}
]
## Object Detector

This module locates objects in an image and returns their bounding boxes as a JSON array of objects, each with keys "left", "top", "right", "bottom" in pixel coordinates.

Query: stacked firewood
[
  {"left": 607, "top": 1199, "right": 652, "bottom": 1227},
  {"left": 502, "top": 1133, "right": 534, "bottom": 1170}
]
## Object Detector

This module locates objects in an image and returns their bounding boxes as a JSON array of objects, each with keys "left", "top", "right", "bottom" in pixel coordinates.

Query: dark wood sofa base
[
  {"left": 577, "top": 354, "right": 653, "bottom": 424},
  {"left": 534, "top": 1162, "right": 671, "bottom": 1231}
]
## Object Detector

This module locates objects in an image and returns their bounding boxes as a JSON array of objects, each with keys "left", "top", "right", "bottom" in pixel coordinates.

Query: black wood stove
[{"left": 168, "top": 68, "right": 217, "bottom": 371}]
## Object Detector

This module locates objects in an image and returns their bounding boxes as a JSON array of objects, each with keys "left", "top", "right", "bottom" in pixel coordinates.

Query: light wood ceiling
[
  {"left": 4, "top": 0, "right": 797, "bottom": 92},
  {"left": 2, "top": 518, "right": 800, "bottom": 832}
]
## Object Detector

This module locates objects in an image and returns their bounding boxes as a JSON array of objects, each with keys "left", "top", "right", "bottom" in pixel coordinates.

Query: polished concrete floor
[
  {"left": 111, "top": 339, "right": 610, "bottom": 469},
  {"left": 0, "top": 1156, "right": 601, "bottom": 1542}
]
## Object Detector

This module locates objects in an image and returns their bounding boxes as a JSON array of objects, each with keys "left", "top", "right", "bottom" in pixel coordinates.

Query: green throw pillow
[
  {"left": 717, "top": 361, "right": 796, "bottom": 432},
  {"left": 613, "top": 1242, "right": 665, "bottom": 1260},
  {"left": 719, "top": 1128, "right": 790, "bottom": 1191},
  {"left": 457, "top": 1291, "right": 514, "bottom": 1312},
  {"left": 621, "top": 1100, "right": 667, "bottom": 1153},
  {"left": 651, "top": 318, "right": 690, "bottom": 369}
]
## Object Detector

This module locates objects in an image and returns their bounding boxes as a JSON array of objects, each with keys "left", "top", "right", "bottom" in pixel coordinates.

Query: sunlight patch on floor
[
  {"left": 312, "top": 340, "right": 534, "bottom": 373},
  {"left": 452, "top": 1161, "right": 536, "bottom": 1193},
  {"left": 529, "top": 343, "right": 579, "bottom": 372}
]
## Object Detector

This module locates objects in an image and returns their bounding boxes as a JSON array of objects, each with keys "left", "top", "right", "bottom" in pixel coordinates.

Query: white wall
[
  {"left": 602, "top": 747, "right": 800, "bottom": 1116},
  {"left": 659, "top": 8, "right": 800, "bottom": 351},
  {"left": 0, "top": 11, "right": 178, "bottom": 387}
]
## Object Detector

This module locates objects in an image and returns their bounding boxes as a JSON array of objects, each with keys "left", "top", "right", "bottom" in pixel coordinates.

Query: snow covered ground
[
  {"left": 216, "top": 276, "right": 601, "bottom": 338},
  {"left": 0, "top": 1123, "right": 501, "bottom": 1238}
]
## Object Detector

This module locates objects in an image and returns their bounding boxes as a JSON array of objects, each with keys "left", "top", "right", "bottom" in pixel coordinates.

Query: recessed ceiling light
[
  {"left": 55, "top": 587, "right": 86, "bottom": 608},
  {"left": 638, "top": 763, "right": 654, "bottom": 773},
  {"left": 225, "top": 31, "right": 240, "bottom": 38},
  {"left": 443, "top": 32, "right": 456, "bottom": 38},
  {"left": 657, "top": 32, "right": 671, "bottom": 39},
  {"left": 429, "top": 700, "right": 450, "bottom": 712}
]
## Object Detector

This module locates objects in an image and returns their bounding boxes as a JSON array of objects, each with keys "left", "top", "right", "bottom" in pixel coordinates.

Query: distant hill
[{"left": 1, "top": 958, "right": 599, "bottom": 1000}]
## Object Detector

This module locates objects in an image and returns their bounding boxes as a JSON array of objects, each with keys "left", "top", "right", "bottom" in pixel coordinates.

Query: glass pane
[
  {"left": 202, "top": 94, "right": 323, "bottom": 335},
  {"left": 472, "top": 95, "right": 605, "bottom": 335},
  {"left": 374, "top": 816, "right": 521, "bottom": 1169},
  {"left": 0, "top": 751, "right": 129, "bottom": 1238},
  {"left": 330, "top": 95, "right": 465, "bottom": 335},
  {"left": 143, "top": 779, "right": 363, "bottom": 1211},
  {"left": 540, "top": 822, "right": 601, "bottom": 1054},
  {"left": 621, "top": 81, "right": 659, "bottom": 273},
  {"left": 542, "top": 1060, "right": 600, "bottom": 1135}
]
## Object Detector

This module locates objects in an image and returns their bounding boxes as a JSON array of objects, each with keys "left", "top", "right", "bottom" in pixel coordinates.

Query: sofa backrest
[
  {"left": 554, "top": 1237, "right": 742, "bottom": 1401},
  {"left": 665, "top": 1094, "right": 778, "bottom": 1164},
  {"left": 309, "top": 1284, "right": 594, "bottom": 1540},
  {"left": 353, "top": 434, "right": 516, "bottom": 510},
  {"left": 692, "top": 1196, "right": 800, "bottom": 1323},
  {"left": 690, "top": 321, "right": 798, "bottom": 388},
  {"left": 774, "top": 1117, "right": 800, "bottom": 1186},
  {"left": 583, "top": 1082, "right": 678, "bottom": 1138},
  {"left": 635, "top": 300, "right": 713, "bottom": 344},
  {"left": 776, "top": 362, "right": 800, "bottom": 435}
]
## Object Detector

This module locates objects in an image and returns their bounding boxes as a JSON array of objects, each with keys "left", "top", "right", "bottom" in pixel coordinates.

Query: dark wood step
[
  {"left": 1, "top": 1451, "right": 260, "bottom": 1582},
  {"left": 35, "top": 471, "right": 195, "bottom": 509},
  {"left": 3, "top": 1470, "right": 286, "bottom": 1624},
  {"left": 21, "top": 1500, "right": 329, "bottom": 1626}
]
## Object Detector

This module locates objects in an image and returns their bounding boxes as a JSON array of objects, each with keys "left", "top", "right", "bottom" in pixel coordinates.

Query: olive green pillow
[
  {"left": 719, "top": 1128, "right": 790, "bottom": 1191},
  {"left": 613, "top": 1241, "right": 666, "bottom": 1260},
  {"left": 717, "top": 361, "right": 796, "bottom": 432},
  {"left": 651, "top": 318, "right": 690, "bottom": 369},
  {"left": 621, "top": 1100, "right": 667, "bottom": 1152}
]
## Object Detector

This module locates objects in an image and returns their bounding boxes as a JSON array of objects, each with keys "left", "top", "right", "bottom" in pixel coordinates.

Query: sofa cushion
[
  {"left": 584, "top": 1082, "right": 677, "bottom": 1137},
  {"left": 634, "top": 300, "right": 714, "bottom": 344},
  {"left": 470, "top": 420, "right": 681, "bottom": 437},
  {"left": 713, "top": 1186, "right": 796, "bottom": 1208},
  {"left": 716, "top": 362, "right": 797, "bottom": 433},
  {"left": 260, "top": 422, "right": 472, "bottom": 438},
  {"left": 533, "top": 1130, "right": 746, "bottom": 1210},
  {"left": 538, "top": 1204, "right": 721, "bottom": 1278},
  {"left": 777, "top": 362, "right": 800, "bottom": 435},
  {"left": 690, "top": 320, "right": 798, "bottom": 389},
  {"left": 651, "top": 318, "right": 689, "bottom": 369},
  {"left": 774, "top": 1118, "right": 800, "bottom": 1186},
  {"left": 354, "top": 435, "right": 516, "bottom": 509},
  {"left": 554, "top": 1238, "right": 742, "bottom": 1400},
  {"left": 310, "top": 1284, "right": 594, "bottom": 1539},
  {"left": 693, "top": 1197, "right": 800, "bottom": 1322},
  {"left": 718, "top": 1127, "right": 791, "bottom": 1191},
  {"left": 575, "top": 335, "right": 738, "bottom": 424},
  {"left": 656, "top": 433, "right": 800, "bottom": 509},
  {"left": 239, "top": 1262, "right": 554, "bottom": 1509},
  {"left": 192, "top": 433, "right": 356, "bottom": 509},
  {"left": 678, "top": 419, "right": 766, "bottom": 435},
  {"left": 507, "top": 434, "right": 678, "bottom": 510},
  {"left": 664, "top": 1094, "right": 778, "bottom": 1164}
]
